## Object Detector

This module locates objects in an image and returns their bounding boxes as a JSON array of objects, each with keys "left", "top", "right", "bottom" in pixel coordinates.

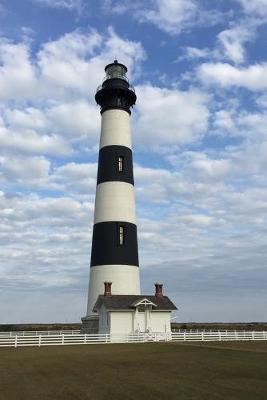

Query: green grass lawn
[{"left": 0, "top": 341, "right": 267, "bottom": 400}]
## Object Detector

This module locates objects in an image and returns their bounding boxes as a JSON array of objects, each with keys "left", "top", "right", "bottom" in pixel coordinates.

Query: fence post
[
  {"left": 38, "top": 335, "right": 41, "bottom": 347},
  {"left": 201, "top": 332, "right": 204, "bottom": 341},
  {"left": 62, "top": 334, "right": 64, "bottom": 345},
  {"left": 15, "top": 335, "right": 18, "bottom": 348}
]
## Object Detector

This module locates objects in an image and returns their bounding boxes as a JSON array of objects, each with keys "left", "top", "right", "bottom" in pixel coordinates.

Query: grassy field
[{"left": 0, "top": 341, "right": 267, "bottom": 400}]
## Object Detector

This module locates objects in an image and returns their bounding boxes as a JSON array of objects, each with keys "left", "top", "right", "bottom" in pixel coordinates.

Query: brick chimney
[
  {"left": 104, "top": 282, "right": 112, "bottom": 296},
  {"left": 155, "top": 283, "right": 163, "bottom": 298}
]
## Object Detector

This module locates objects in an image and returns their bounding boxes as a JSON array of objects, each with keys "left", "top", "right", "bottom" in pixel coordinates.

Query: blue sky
[{"left": 0, "top": 0, "right": 267, "bottom": 323}]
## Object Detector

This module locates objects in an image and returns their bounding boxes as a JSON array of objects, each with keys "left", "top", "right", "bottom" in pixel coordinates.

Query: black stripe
[
  {"left": 97, "top": 145, "right": 134, "bottom": 185},
  {"left": 90, "top": 221, "right": 139, "bottom": 267}
]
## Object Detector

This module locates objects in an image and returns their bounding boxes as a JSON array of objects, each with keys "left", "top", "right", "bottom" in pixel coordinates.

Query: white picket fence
[
  {"left": 0, "top": 330, "right": 80, "bottom": 337},
  {"left": 0, "top": 330, "right": 267, "bottom": 348}
]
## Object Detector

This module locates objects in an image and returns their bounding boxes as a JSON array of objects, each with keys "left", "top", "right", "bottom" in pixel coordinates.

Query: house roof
[{"left": 93, "top": 295, "right": 177, "bottom": 312}]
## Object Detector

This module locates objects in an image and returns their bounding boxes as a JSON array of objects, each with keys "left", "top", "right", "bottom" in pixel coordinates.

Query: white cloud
[
  {"left": 139, "top": 0, "right": 198, "bottom": 34},
  {"left": 0, "top": 28, "right": 145, "bottom": 102},
  {"left": 135, "top": 165, "right": 174, "bottom": 203},
  {"left": 0, "top": 156, "right": 50, "bottom": 182},
  {"left": 0, "top": 28, "right": 145, "bottom": 157},
  {"left": 238, "top": 0, "right": 267, "bottom": 17},
  {"left": 213, "top": 109, "right": 237, "bottom": 133},
  {"left": 37, "top": 27, "right": 145, "bottom": 97},
  {"left": 179, "top": 19, "right": 259, "bottom": 65},
  {"left": 37, "top": 30, "right": 103, "bottom": 96},
  {"left": 179, "top": 2, "right": 266, "bottom": 67},
  {"left": 198, "top": 62, "right": 267, "bottom": 90},
  {"left": 0, "top": 123, "right": 70, "bottom": 155},
  {"left": 134, "top": 85, "right": 210, "bottom": 149},
  {"left": 5, "top": 108, "right": 48, "bottom": 131},
  {"left": 217, "top": 24, "right": 252, "bottom": 64},
  {"left": 32, "top": 0, "right": 83, "bottom": 12},
  {"left": 180, "top": 20, "right": 260, "bottom": 66},
  {"left": 0, "top": 192, "right": 93, "bottom": 227},
  {"left": 0, "top": 106, "right": 72, "bottom": 156},
  {"left": 1, "top": 131, "right": 267, "bottom": 322},
  {"left": 39, "top": 30, "right": 101, "bottom": 61},
  {"left": 51, "top": 162, "right": 97, "bottom": 194},
  {"left": 0, "top": 191, "right": 93, "bottom": 323},
  {"left": 0, "top": 40, "right": 37, "bottom": 100},
  {"left": 114, "top": 0, "right": 225, "bottom": 35},
  {"left": 179, "top": 25, "right": 252, "bottom": 64},
  {"left": 48, "top": 101, "right": 99, "bottom": 139},
  {"left": 189, "top": 153, "right": 231, "bottom": 179},
  {"left": 104, "top": 0, "right": 226, "bottom": 35},
  {"left": 179, "top": 214, "right": 215, "bottom": 226},
  {"left": 179, "top": 46, "right": 214, "bottom": 61}
]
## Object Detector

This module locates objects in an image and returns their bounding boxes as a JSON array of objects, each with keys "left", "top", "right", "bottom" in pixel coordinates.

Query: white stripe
[
  {"left": 86, "top": 265, "right": 140, "bottom": 315},
  {"left": 94, "top": 181, "right": 136, "bottom": 224},
  {"left": 100, "top": 109, "right": 132, "bottom": 149}
]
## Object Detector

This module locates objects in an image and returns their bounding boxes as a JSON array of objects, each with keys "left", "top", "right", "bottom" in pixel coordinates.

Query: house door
[{"left": 136, "top": 312, "right": 146, "bottom": 332}]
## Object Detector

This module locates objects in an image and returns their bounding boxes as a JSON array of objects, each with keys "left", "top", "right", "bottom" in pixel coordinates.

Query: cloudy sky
[{"left": 0, "top": 0, "right": 267, "bottom": 323}]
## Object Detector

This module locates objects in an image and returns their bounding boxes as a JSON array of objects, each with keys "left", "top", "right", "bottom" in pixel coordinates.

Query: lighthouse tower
[{"left": 81, "top": 60, "right": 140, "bottom": 332}]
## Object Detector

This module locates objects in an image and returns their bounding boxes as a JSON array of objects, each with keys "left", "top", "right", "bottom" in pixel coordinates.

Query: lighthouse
[
  {"left": 81, "top": 60, "right": 141, "bottom": 332},
  {"left": 81, "top": 60, "right": 177, "bottom": 334}
]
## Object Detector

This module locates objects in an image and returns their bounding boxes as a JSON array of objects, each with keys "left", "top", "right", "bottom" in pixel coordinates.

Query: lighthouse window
[
  {"left": 119, "top": 225, "right": 124, "bottom": 246},
  {"left": 118, "top": 156, "right": 124, "bottom": 172}
]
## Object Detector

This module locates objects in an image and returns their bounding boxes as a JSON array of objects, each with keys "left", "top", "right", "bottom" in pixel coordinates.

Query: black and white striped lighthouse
[{"left": 82, "top": 60, "right": 140, "bottom": 330}]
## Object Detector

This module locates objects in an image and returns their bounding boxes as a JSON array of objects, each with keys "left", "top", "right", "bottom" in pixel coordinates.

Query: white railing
[
  {"left": 171, "top": 331, "right": 267, "bottom": 341},
  {"left": 0, "top": 330, "right": 80, "bottom": 337},
  {"left": 0, "top": 333, "right": 170, "bottom": 347},
  {"left": 0, "top": 331, "right": 267, "bottom": 348}
]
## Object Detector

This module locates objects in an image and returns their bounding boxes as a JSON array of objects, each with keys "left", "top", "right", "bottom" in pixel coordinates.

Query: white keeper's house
[{"left": 94, "top": 282, "right": 177, "bottom": 335}]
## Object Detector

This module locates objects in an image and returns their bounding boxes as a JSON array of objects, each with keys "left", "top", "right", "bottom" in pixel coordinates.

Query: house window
[
  {"left": 118, "top": 156, "right": 124, "bottom": 172},
  {"left": 119, "top": 225, "right": 124, "bottom": 245}
]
